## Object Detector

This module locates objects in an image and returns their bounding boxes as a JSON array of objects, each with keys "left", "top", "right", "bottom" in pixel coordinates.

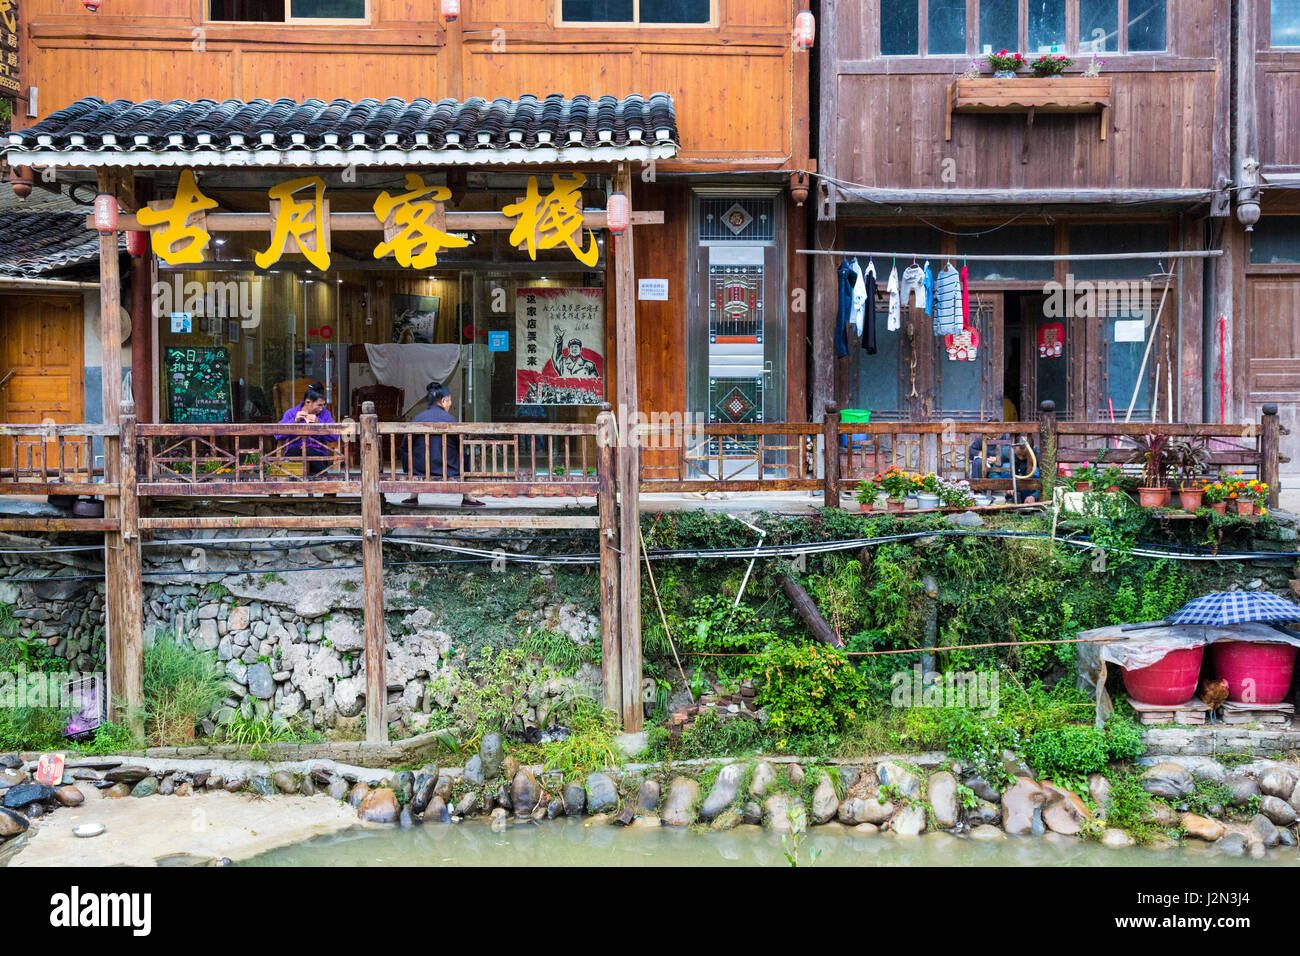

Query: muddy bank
[{"left": 8, "top": 791, "right": 356, "bottom": 867}]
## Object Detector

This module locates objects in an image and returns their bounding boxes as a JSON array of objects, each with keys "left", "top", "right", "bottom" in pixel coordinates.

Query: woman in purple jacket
[{"left": 276, "top": 384, "right": 338, "bottom": 475}]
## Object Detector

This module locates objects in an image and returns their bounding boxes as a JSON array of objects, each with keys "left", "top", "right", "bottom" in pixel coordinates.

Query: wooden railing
[{"left": 0, "top": 423, "right": 119, "bottom": 497}]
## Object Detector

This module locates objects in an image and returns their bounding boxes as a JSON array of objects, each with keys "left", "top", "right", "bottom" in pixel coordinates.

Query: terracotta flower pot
[
  {"left": 1105, "top": 485, "right": 1122, "bottom": 493},
  {"left": 1232, "top": 498, "right": 1256, "bottom": 516},
  {"left": 1137, "top": 487, "right": 1170, "bottom": 508},
  {"left": 1210, "top": 501, "right": 1227, "bottom": 515},
  {"left": 886, "top": 498, "right": 906, "bottom": 513},
  {"left": 1075, "top": 481, "right": 1093, "bottom": 493},
  {"left": 1178, "top": 489, "right": 1204, "bottom": 510}
]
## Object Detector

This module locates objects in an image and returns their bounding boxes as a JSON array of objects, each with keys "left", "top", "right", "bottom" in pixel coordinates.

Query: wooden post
[
  {"left": 117, "top": 400, "right": 144, "bottom": 738},
  {"left": 613, "top": 163, "right": 642, "bottom": 733},
  {"left": 823, "top": 402, "right": 840, "bottom": 509},
  {"left": 359, "top": 400, "right": 387, "bottom": 743},
  {"left": 1039, "top": 400, "right": 1058, "bottom": 501},
  {"left": 595, "top": 403, "right": 622, "bottom": 715},
  {"left": 97, "top": 169, "right": 126, "bottom": 725},
  {"left": 1261, "top": 403, "right": 1281, "bottom": 509}
]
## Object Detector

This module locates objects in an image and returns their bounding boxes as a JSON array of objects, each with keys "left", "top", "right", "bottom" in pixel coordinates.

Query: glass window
[
  {"left": 928, "top": 0, "right": 967, "bottom": 54},
  {"left": 641, "top": 0, "right": 710, "bottom": 23},
  {"left": 562, "top": 0, "right": 635, "bottom": 20},
  {"left": 1028, "top": 0, "right": 1066, "bottom": 52},
  {"left": 881, "top": 0, "right": 921, "bottom": 55},
  {"left": 561, "top": 0, "right": 708, "bottom": 22},
  {"left": 957, "top": 225, "right": 1054, "bottom": 281},
  {"left": 1102, "top": 312, "right": 1152, "bottom": 421},
  {"left": 210, "top": 0, "right": 284, "bottom": 20},
  {"left": 1272, "top": 0, "right": 1300, "bottom": 46},
  {"left": 979, "top": 0, "right": 1019, "bottom": 54},
  {"left": 1079, "top": 0, "right": 1118, "bottom": 53},
  {"left": 1250, "top": 217, "right": 1300, "bottom": 265},
  {"left": 1127, "top": 0, "right": 1167, "bottom": 50},
  {"left": 1068, "top": 223, "right": 1169, "bottom": 279},
  {"left": 289, "top": 0, "right": 366, "bottom": 16}
]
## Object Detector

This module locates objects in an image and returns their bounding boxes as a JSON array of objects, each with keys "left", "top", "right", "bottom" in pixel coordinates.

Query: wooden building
[{"left": 813, "top": 0, "right": 1295, "bottom": 472}]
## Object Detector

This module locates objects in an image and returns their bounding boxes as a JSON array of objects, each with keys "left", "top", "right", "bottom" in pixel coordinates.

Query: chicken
[{"left": 1200, "top": 677, "right": 1230, "bottom": 722}]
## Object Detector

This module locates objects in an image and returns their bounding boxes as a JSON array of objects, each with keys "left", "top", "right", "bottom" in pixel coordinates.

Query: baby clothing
[
  {"left": 887, "top": 266, "right": 901, "bottom": 331},
  {"left": 932, "top": 263, "right": 963, "bottom": 335},
  {"left": 900, "top": 264, "right": 926, "bottom": 310},
  {"left": 923, "top": 260, "right": 935, "bottom": 315}
]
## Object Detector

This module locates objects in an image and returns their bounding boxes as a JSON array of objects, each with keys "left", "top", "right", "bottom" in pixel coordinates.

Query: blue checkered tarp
[{"left": 1167, "top": 591, "right": 1300, "bottom": 626}]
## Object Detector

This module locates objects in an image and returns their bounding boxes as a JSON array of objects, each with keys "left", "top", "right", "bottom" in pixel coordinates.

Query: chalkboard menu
[{"left": 164, "top": 346, "right": 233, "bottom": 423}]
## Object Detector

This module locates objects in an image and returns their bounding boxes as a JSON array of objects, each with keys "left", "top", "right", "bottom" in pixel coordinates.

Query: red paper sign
[
  {"left": 1038, "top": 321, "right": 1065, "bottom": 358},
  {"left": 944, "top": 328, "right": 980, "bottom": 362}
]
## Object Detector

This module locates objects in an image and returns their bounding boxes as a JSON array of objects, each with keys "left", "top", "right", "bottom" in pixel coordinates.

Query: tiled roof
[
  {"left": 0, "top": 209, "right": 116, "bottom": 278},
  {"left": 4, "top": 94, "right": 680, "bottom": 167}
]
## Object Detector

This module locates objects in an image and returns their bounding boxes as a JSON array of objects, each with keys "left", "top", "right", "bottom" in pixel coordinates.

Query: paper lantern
[
  {"left": 126, "top": 230, "right": 149, "bottom": 257},
  {"left": 442, "top": 0, "right": 459, "bottom": 22},
  {"left": 606, "top": 191, "right": 629, "bottom": 235},
  {"left": 82, "top": 0, "right": 102, "bottom": 11},
  {"left": 794, "top": 11, "right": 816, "bottom": 50},
  {"left": 93, "top": 193, "right": 119, "bottom": 234}
]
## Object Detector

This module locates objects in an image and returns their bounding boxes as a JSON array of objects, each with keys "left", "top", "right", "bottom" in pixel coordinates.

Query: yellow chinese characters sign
[
  {"left": 136, "top": 169, "right": 602, "bottom": 270},
  {"left": 0, "top": 0, "right": 18, "bottom": 97}
]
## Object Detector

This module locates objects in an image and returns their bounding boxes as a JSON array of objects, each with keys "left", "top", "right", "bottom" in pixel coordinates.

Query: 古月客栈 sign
[
  {"left": 0, "top": 1, "right": 20, "bottom": 97},
  {"left": 515, "top": 288, "right": 604, "bottom": 406}
]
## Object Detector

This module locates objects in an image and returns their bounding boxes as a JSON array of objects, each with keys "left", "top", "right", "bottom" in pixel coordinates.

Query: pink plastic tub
[
  {"left": 1121, "top": 646, "right": 1205, "bottom": 706},
  {"left": 1209, "top": 640, "right": 1297, "bottom": 705}
]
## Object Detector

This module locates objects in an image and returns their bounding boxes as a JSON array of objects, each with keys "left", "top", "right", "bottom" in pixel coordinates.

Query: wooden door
[
  {"left": 0, "top": 295, "right": 86, "bottom": 474},
  {"left": 1243, "top": 277, "right": 1300, "bottom": 472}
]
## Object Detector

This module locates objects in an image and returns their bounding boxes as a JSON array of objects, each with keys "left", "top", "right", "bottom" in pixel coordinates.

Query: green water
[{"left": 241, "top": 819, "right": 1300, "bottom": 867}]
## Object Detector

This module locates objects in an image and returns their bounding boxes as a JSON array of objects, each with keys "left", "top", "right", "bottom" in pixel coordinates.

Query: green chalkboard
[{"left": 164, "top": 346, "right": 233, "bottom": 423}]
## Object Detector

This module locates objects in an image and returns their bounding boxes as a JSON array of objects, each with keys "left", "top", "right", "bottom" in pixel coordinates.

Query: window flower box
[{"left": 946, "top": 76, "right": 1112, "bottom": 143}]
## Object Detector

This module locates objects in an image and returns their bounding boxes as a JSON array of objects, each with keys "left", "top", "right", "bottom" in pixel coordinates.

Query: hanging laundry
[
  {"left": 849, "top": 257, "right": 868, "bottom": 337},
  {"left": 932, "top": 263, "right": 963, "bottom": 336},
  {"left": 835, "top": 256, "right": 854, "bottom": 358},
  {"left": 900, "top": 262, "right": 926, "bottom": 310},
  {"left": 887, "top": 265, "right": 901, "bottom": 332},
  {"left": 960, "top": 262, "right": 970, "bottom": 330},
  {"left": 860, "top": 259, "right": 878, "bottom": 354},
  {"left": 923, "top": 260, "right": 935, "bottom": 316}
]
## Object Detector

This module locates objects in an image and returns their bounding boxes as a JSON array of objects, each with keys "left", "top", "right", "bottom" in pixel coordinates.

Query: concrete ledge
[{"left": 1142, "top": 726, "right": 1300, "bottom": 757}]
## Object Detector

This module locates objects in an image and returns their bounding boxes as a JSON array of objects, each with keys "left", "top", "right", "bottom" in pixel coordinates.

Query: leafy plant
[
  {"left": 1029, "top": 53, "right": 1073, "bottom": 76},
  {"left": 1168, "top": 437, "right": 1211, "bottom": 489},
  {"left": 747, "top": 642, "right": 867, "bottom": 741},
  {"left": 1123, "top": 433, "right": 1175, "bottom": 488},
  {"left": 142, "top": 636, "right": 227, "bottom": 745},
  {"left": 540, "top": 697, "right": 622, "bottom": 780}
]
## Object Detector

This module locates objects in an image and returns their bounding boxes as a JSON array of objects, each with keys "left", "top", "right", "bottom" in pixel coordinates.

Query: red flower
[{"left": 999, "top": 49, "right": 1007, "bottom": 56}]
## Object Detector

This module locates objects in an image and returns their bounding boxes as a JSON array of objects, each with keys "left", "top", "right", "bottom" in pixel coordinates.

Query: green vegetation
[
  {"left": 220, "top": 713, "right": 321, "bottom": 760},
  {"left": 142, "top": 636, "right": 227, "bottom": 745}
]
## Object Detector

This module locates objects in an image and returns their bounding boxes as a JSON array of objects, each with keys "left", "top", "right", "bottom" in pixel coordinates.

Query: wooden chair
[
  {"left": 350, "top": 384, "right": 405, "bottom": 422},
  {"left": 273, "top": 379, "right": 314, "bottom": 420}
]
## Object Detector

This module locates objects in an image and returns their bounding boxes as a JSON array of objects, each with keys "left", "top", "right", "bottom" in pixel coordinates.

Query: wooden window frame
[
  {"left": 1264, "top": 0, "right": 1300, "bottom": 49},
  {"left": 555, "top": 0, "right": 718, "bottom": 28},
  {"left": 205, "top": 0, "right": 372, "bottom": 26},
  {"left": 877, "top": 0, "right": 1171, "bottom": 59}
]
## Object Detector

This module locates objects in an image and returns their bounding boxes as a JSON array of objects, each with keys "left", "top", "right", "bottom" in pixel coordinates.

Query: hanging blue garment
[
  {"left": 835, "top": 256, "right": 855, "bottom": 357},
  {"left": 923, "top": 260, "right": 935, "bottom": 316}
]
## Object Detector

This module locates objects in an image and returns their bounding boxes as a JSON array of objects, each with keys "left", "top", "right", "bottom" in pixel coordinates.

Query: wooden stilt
[
  {"left": 596, "top": 403, "right": 621, "bottom": 715},
  {"left": 359, "top": 401, "right": 387, "bottom": 743},
  {"left": 117, "top": 400, "right": 144, "bottom": 737},
  {"left": 613, "top": 164, "right": 642, "bottom": 732}
]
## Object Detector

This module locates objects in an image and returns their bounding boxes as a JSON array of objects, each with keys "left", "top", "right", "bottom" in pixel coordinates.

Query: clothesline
[{"left": 799, "top": 248, "right": 1222, "bottom": 263}]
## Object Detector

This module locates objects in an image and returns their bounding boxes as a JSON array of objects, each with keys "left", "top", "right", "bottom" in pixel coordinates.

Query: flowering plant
[
  {"left": 1071, "top": 462, "right": 1100, "bottom": 489},
  {"left": 963, "top": 57, "right": 982, "bottom": 79},
  {"left": 1231, "top": 477, "right": 1269, "bottom": 504},
  {"left": 935, "top": 476, "right": 976, "bottom": 509},
  {"left": 986, "top": 50, "right": 1026, "bottom": 72},
  {"left": 879, "top": 466, "right": 923, "bottom": 501},
  {"left": 1030, "top": 54, "right": 1073, "bottom": 77},
  {"left": 1082, "top": 52, "right": 1105, "bottom": 77},
  {"left": 1200, "top": 479, "right": 1230, "bottom": 504}
]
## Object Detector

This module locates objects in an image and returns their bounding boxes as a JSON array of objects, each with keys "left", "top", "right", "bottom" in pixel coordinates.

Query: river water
[{"left": 241, "top": 819, "right": 1299, "bottom": 867}]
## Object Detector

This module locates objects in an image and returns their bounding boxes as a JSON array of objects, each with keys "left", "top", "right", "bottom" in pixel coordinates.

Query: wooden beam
[
  {"left": 359, "top": 401, "right": 387, "bottom": 743},
  {"left": 92, "top": 210, "right": 665, "bottom": 233},
  {"left": 118, "top": 401, "right": 144, "bottom": 740},
  {"left": 613, "top": 163, "right": 642, "bottom": 733}
]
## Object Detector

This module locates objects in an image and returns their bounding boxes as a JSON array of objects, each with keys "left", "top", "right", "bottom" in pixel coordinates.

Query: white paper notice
[
  {"left": 1114, "top": 319, "right": 1146, "bottom": 343},
  {"left": 638, "top": 278, "right": 669, "bottom": 301}
]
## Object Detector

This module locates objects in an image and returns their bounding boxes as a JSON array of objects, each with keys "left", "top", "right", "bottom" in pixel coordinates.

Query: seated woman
[
  {"left": 400, "top": 381, "right": 484, "bottom": 508},
  {"left": 276, "top": 384, "right": 338, "bottom": 476}
]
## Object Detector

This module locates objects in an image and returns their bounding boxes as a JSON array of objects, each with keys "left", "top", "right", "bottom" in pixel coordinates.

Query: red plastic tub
[
  {"left": 1121, "top": 646, "right": 1205, "bottom": 706},
  {"left": 1209, "top": 640, "right": 1298, "bottom": 705}
]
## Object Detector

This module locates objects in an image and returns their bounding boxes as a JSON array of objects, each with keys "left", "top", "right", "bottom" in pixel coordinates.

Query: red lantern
[
  {"left": 126, "top": 230, "right": 149, "bottom": 257},
  {"left": 82, "top": 0, "right": 102, "bottom": 11},
  {"left": 794, "top": 10, "right": 816, "bottom": 50},
  {"left": 441, "top": 0, "right": 459, "bottom": 21},
  {"left": 606, "top": 191, "right": 629, "bottom": 235},
  {"left": 93, "top": 193, "right": 119, "bottom": 234}
]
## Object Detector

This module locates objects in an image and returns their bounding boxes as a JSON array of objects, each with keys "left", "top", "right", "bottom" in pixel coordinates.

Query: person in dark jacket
[{"left": 400, "top": 381, "right": 484, "bottom": 507}]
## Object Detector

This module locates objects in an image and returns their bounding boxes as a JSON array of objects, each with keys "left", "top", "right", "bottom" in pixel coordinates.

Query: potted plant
[
  {"left": 936, "top": 476, "right": 976, "bottom": 510},
  {"left": 917, "top": 473, "right": 942, "bottom": 510},
  {"left": 1123, "top": 433, "right": 1174, "bottom": 508},
  {"left": 1097, "top": 463, "right": 1127, "bottom": 493},
  {"left": 1029, "top": 53, "right": 1073, "bottom": 77},
  {"left": 1072, "top": 462, "right": 1098, "bottom": 493},
  {"left": 855, "top": 475, "right": 884, "bottom": 510},
  {"left": 1230, "top": 477, "right": 1268, "bottom": 516},
  {"left": 986, "top": 50, "right": 1026, "bottom": 78},
  {"left": 1169, "top": 437, "right": 1211, "bottom": 510},
  {"left": 1201, "top": 477, "right": 1230, "bottom": 515},
  {"left": 879, "top": 467, "right": 919, "bottom": 512}
]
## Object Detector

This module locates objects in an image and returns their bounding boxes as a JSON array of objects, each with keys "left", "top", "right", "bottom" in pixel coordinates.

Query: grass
[
  {"left": 142, "top": 635, "right": 227, "bottom": 746},
  {"left": 219, "top": 713, "right": 321, "bottom": 760}
]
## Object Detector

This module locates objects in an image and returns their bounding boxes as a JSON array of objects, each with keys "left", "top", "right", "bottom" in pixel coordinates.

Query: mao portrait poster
[{"left": 515, "top": 288, "right": 605, "bottom": 406}]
